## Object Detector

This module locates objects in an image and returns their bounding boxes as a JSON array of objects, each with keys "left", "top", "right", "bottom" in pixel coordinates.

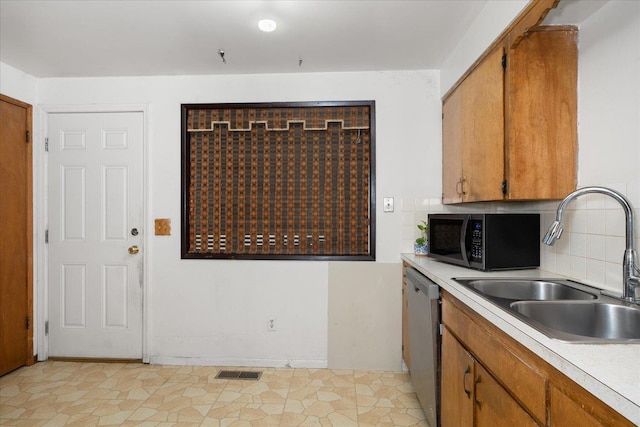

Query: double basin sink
[{"left": 454, "top": 278, "right": 640, "bottom": 343}]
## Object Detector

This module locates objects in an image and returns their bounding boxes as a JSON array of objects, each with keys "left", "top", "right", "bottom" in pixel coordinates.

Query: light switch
[
  {"left": 155, "top": 218, "right": 171, "bottom": 236},
  {"left": 383, "top": 197, "right": 394, "bottom": 212}
]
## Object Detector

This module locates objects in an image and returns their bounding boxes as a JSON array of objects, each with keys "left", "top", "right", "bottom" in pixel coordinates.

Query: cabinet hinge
[
  {"left": 45, "top": 320, "right": 49, "bottom": 335},
  {"left": 502, "top": 53, "right": 507, "bottom": 69},
  {"left": 26, "top": 316, "right": 31, "bottom": 330},
  {"left": 45, "top": 137, "right": 49, "bottom": 152},
  {"left": 502, "top": 180, "right": 508, "bottom": 195},
  {"left": 45, "top": 229, "right": 49, "bottom": 244},
  {"left": 439, "top": 324, "right": 443, "bottom": 336},
  {"left": 26, "top": 130, "right": 30, "bottom": 143}
]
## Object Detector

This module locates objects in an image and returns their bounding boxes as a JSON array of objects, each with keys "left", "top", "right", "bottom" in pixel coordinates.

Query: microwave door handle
[{"left": 460, "top": 215, "right": 470, "bottom": 267}]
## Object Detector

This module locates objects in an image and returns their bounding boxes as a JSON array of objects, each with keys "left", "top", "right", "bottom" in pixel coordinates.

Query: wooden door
[
  {"left": 550, "top": 386, "right": 604, "bottom": 427},
  {"left": 462, "top": 46, "right": 505, "bottom": 202},
  {"left": 549, "top": 385, "right": 634, "bottom": 427},
  {"left": 0, "top": 94, "right": 33, "bottom": 375},
  {"left": 475, "top": 363, "right": 539, "bottom": 427},
  {"left": 47, "top": 112, "right": 144, "bottom": 359},
  {"left": 442, "top": 84, "right": 464, "bottom": 204},
  {"left": 506, "top": 27, "right": 577, "bottom": 200},
  {"left": 441, "top": 327, "right": 473, "bottom": 427}
]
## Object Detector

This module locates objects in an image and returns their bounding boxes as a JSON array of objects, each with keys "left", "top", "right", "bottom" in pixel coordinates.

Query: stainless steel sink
[
  {"left": 453, "top": 277, "right": 640, "bottom": 343},
  {"left": 457, "top": 279, "right": 597, "bottom": 301},
  {"left": 511, "top": 301, "right": 640, "bottom": 342}
]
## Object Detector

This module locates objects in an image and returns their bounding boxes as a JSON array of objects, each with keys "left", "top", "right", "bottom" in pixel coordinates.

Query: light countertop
[{"left": 401, "top": 253, "right": 640, "bottom": 424}]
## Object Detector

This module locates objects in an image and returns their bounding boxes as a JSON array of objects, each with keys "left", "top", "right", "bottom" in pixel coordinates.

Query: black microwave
[{"left": 427, "top": 213, "right": 540, "bottom": 271}]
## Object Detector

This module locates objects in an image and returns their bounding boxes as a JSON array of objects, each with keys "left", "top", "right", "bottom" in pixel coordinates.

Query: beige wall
[{"left": 328, "top": 262, "right": 402, "bottom": 371}]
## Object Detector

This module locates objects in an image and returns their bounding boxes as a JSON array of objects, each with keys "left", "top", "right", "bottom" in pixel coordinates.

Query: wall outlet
[{"left": 267, "top": 317, "right": 277, "bottom": 331}]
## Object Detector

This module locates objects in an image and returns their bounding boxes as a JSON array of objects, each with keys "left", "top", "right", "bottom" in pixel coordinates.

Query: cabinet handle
[
  {"left": 474, "top": 375, "right": 483, "bottom": 407},
  {"left": 456, "top": 179, "right": 463, "bottom": 196},
  {"left": 461, "top": 177, "right": 467, "bottom": 195},
  {"left": 463, "top": 366, "right": 472, "bottom": 398}
]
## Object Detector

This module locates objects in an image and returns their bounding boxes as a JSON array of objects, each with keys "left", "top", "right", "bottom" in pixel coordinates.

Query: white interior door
[{"left": 47, "top": 112, "right": 143, "bottom": 359}]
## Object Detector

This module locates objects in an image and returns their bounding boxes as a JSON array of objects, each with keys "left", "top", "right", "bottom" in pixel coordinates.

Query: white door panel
[{"left": 48, "top": 112, "right": 143, "bottom": 358}]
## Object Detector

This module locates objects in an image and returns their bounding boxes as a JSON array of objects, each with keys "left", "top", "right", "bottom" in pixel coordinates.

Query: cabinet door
[
  {"left": 549, "top": 385, "right": 634, "bottom": 427},
  {"left": 505, "top": 28, "right": 577, "bottom": 199},
  {"left": 461, "top": 46, "right": 505, "bottom": 202},
  {"left": 550, "top": 386, "right": 603, "bottom": 427},
  {"left": 475, "top": 363, "right": 539, "bottom": 427},
  {"left": 442, "top": 85, "right": 463, "bottom": 204},
  {"left": 441, "top": 327, "right": 474, "bottom": 427}
]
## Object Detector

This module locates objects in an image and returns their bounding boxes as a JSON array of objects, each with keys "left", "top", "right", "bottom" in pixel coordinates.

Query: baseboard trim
[
  {"left": 47, "top": 357, "right": 143, "bottom": 364},
  {"left": 148, "top": 356, "right": 328, "bottom": 369}
]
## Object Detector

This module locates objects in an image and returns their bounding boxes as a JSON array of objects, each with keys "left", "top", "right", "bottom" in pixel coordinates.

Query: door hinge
[
  {"left": 45, "top": 229, "right": 49, "bottom": 244},
  {"left": 26, "top": 316, "right": 31, "bottom": 330},
  {"left": 26, "top": 130, "right": 30, "bottom": 143},
  {"left": 502, "top": 180, "right": 508, "bottom": 195},
  {"left": 439, "top": 323, "right": 443, "bottom": 336},
  {"left": 502, "top": 53, "right": 507, "bottom": 69},
  {"left": 45, "top": 137, "right": 49, "bottom": 152},
  {"left": 45, "top": 320, "right": 49, "bottom": 335}
]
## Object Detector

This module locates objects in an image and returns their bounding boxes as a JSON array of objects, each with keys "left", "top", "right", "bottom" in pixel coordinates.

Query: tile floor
[{"left": 0, "top": 361, "right": 429, "bottom": 426}]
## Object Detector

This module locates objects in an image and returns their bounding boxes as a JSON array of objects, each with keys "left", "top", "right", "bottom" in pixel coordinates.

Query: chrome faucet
[{"left": 543, "top": 186, "right": 640, "bottom": 303}]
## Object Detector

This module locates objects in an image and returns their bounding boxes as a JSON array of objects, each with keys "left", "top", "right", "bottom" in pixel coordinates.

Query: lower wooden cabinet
[
  {"left": 474, "top": 360, "right": 538, "bottom": 427},
  {"left": 441, "top": 327, "right": 474, "bottom": 426},
  {"left": 550, "top": 386, "right": 606, "bottom": 427},
  {"left": 441, "top": 326, "right": 538, "bottom": 427},
  {"left": 441, "top": 290, "right": 634, "bottom": 427}
]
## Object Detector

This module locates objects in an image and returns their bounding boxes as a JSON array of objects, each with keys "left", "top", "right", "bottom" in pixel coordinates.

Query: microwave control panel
[{"left": 470, "top": 220, "right": 483, "bottom": 262}]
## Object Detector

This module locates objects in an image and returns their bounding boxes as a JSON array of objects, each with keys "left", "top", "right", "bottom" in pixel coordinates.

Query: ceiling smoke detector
[{"left": 258, "top": 19, "right": 277, "bottom": 32}]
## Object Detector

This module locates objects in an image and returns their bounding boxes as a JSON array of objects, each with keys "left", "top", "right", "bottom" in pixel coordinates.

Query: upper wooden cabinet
[
  {"left": 442, "top": 47, "right": 505, "bottom": 204},
  {"left": 505, "top": 26, "right": 578, "bottom": 200},
  {"left": 442, "top": 1, "right": 578, "bottom": 203}
]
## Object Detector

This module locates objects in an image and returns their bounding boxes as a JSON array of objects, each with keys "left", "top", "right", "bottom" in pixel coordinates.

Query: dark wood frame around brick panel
[{"left": 181, "top": 101, "right": 376, "bottom": 260}]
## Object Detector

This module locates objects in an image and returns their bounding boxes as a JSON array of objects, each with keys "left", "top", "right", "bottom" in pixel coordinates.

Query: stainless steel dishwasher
[{"left": 406, "top": 267, "right": 441, "bottom": 427}]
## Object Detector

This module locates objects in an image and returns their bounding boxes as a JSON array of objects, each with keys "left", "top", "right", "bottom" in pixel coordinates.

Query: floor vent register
[{"left": 215, "top": 370, "right": 262, "bottom": 380}]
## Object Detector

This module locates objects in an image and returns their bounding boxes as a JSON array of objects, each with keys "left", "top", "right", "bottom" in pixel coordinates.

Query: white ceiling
[{"left": 0, "top": 0, "right": 488, "bottom": 78}]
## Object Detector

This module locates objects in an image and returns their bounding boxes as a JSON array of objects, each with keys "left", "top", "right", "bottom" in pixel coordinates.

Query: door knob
[{"left": 128, "top": 245, "right": 139, "bottom": 255}]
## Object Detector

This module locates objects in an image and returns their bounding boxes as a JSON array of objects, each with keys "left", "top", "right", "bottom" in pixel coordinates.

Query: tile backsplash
[{"left": 400, "top": 179, "right": 640, "bottom": 296}]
